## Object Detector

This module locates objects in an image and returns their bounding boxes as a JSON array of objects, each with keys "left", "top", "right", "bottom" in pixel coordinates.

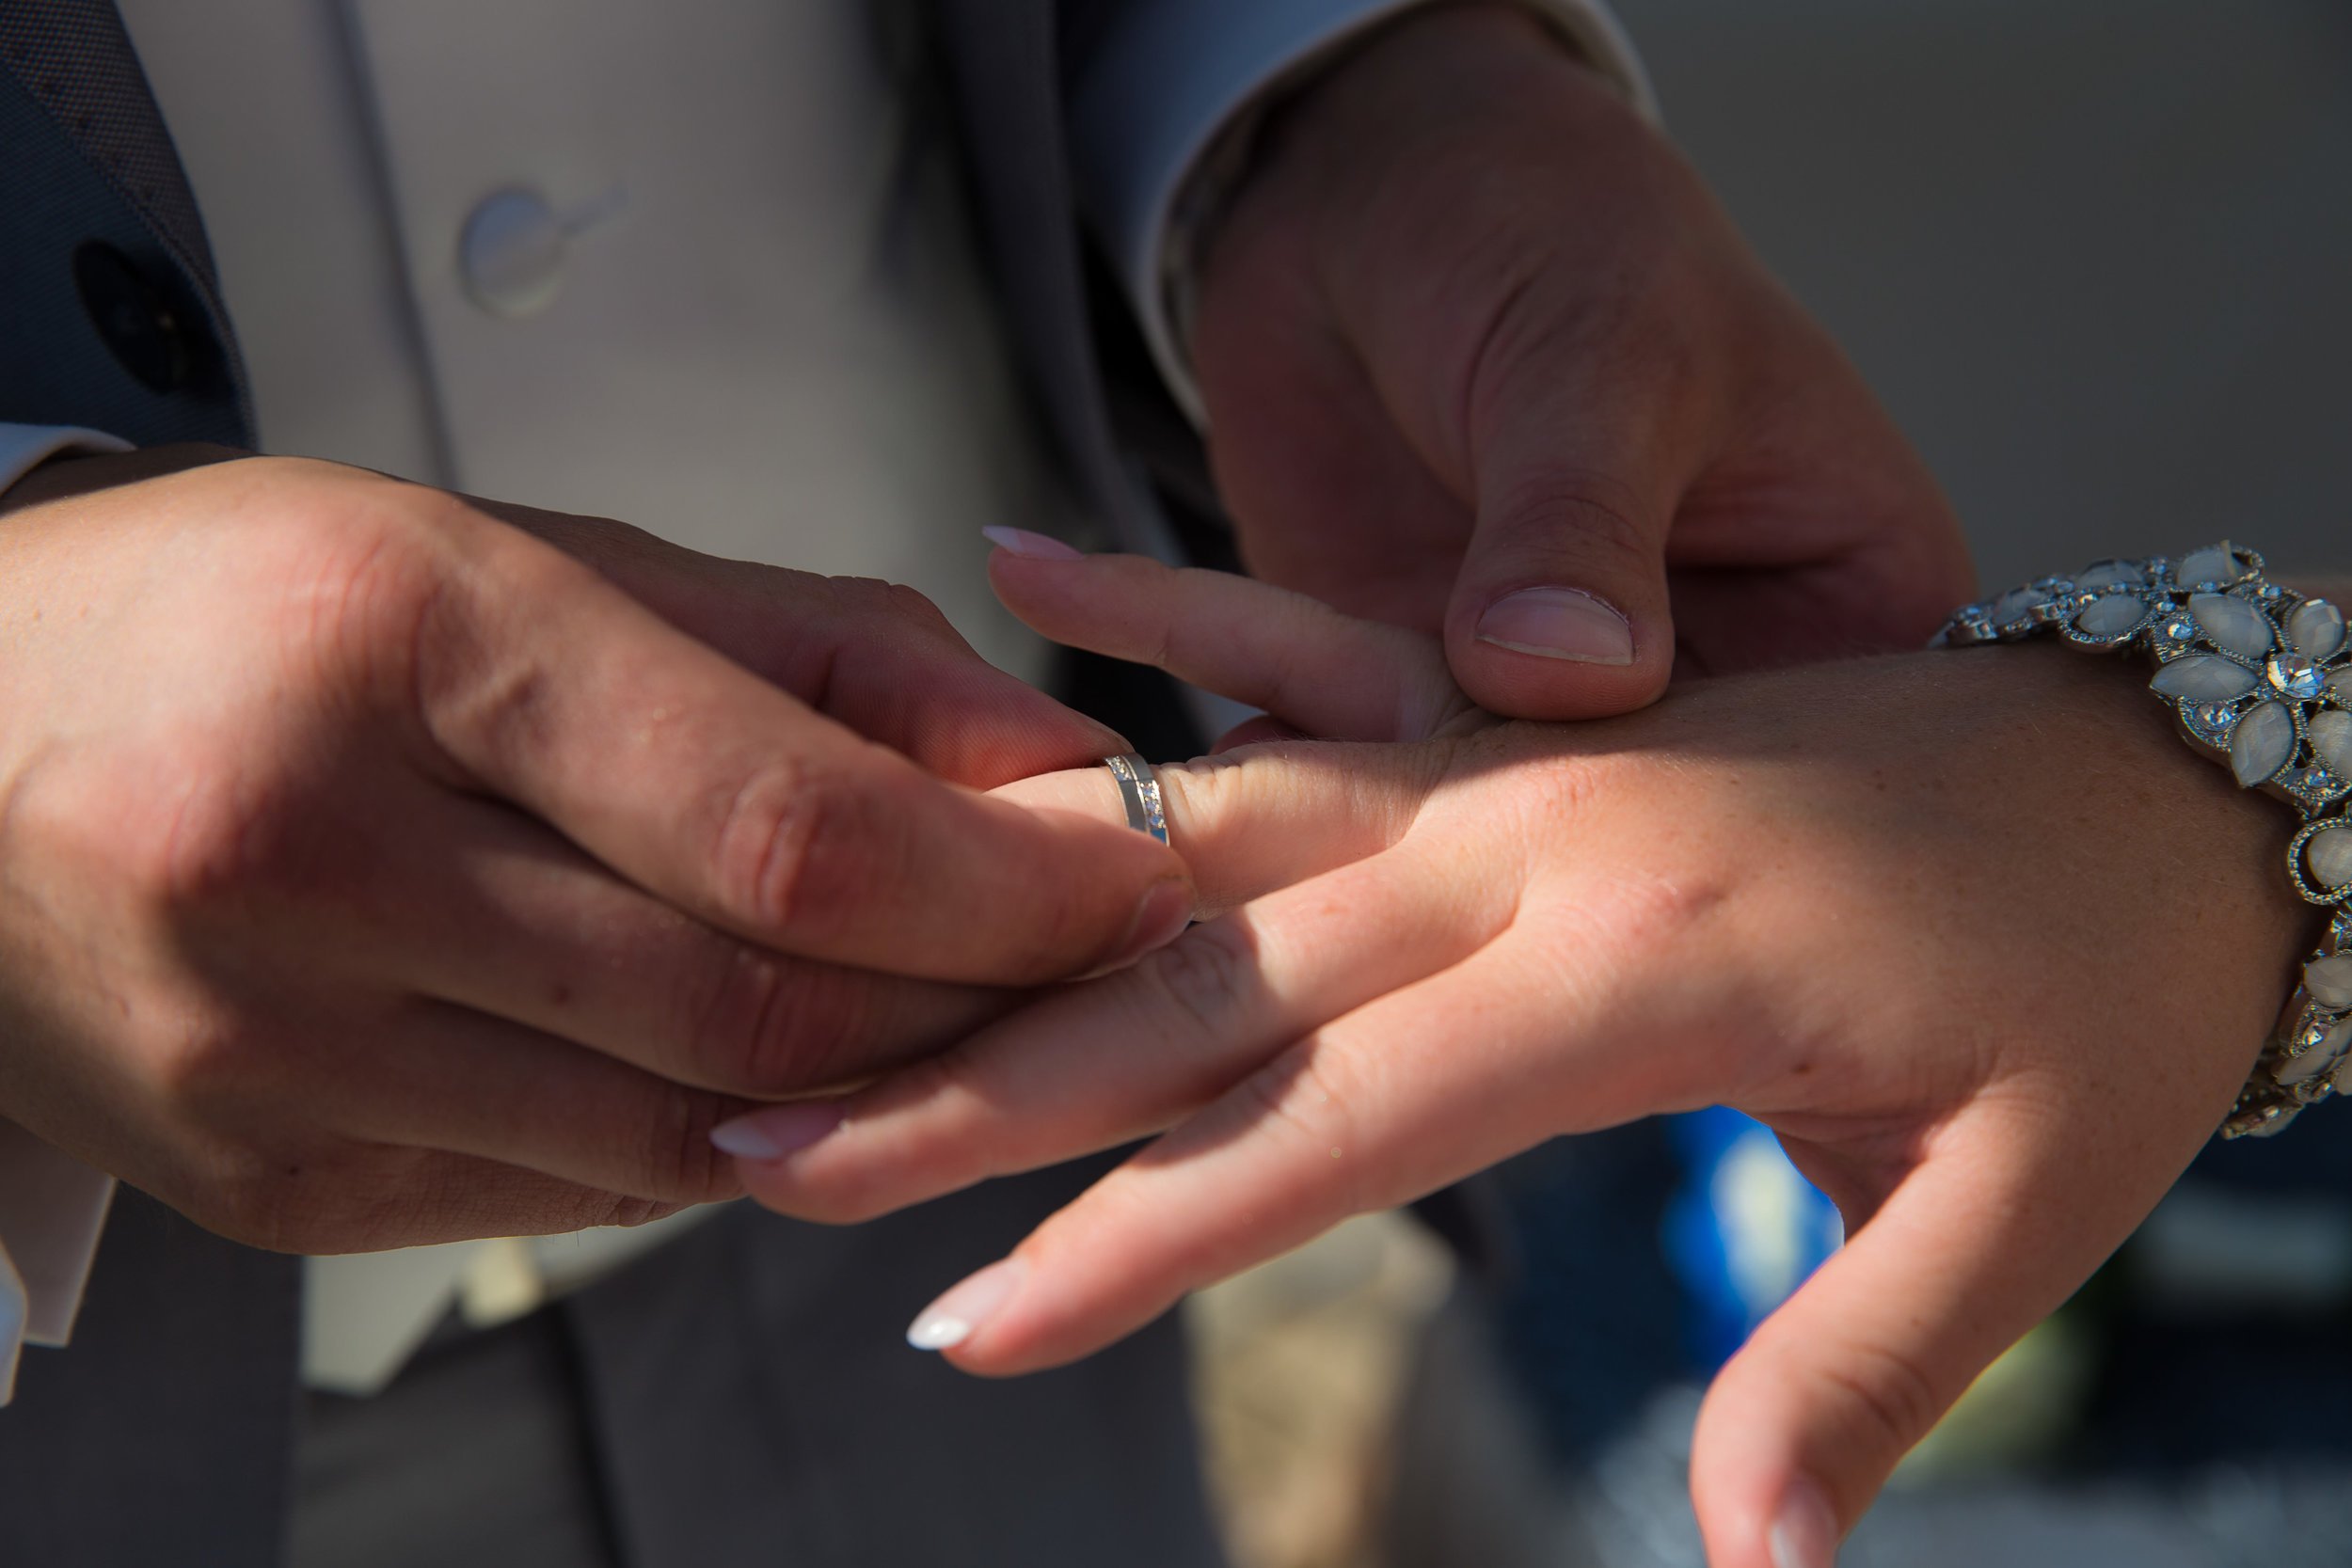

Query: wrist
[
  {"left": 1944, "top": 552, "right": 2352, "bottom": 1134},
  {"left": 1195, "top": 2, "right": 1683, "bottom": 386},
  {"left": 1221, "top": 3, "right": 1637, "bottom": 239},
  {"left": 0, "top": 443, "right": 245, "bottom": 519}
]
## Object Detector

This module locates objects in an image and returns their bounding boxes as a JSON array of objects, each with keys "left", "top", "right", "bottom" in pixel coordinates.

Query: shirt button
[
  {"left": 460, "top": 188, "right": 567, "bottom": 317},
  {"left": 73, "top": 242, "right": 199, "bottom": 392}
]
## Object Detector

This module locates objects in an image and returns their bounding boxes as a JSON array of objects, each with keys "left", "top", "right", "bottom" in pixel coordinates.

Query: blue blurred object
[{"left": 1661, "top": 1108, "right": 1842, "bottom": 1370}]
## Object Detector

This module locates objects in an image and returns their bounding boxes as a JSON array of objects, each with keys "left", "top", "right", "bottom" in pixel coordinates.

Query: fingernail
[
  {"left": 1104, "top": 876, "right": 1193, "bottom": 972},
  {"left": 981, "top": 527, "right": 1085, "bottom": 562},
  {"left": 709, "top": 1101, "right": 845, "bottom": 1163},
  {"left": 1475, "top": 587, "right": 1634, "bottom": 664},
  {"left": 1769, "top": 1478, "right": 1839, "bottom": 1568},
  {"left": 907, "top": 1257, "right": 1026, "bottom": 1352}
]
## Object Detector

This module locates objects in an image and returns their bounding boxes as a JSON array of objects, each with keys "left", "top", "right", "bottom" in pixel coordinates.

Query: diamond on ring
[{"left": 1104, "top": 753, "right": 1169, "bottom": 847}]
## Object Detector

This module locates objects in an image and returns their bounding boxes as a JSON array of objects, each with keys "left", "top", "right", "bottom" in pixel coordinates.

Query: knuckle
[
  {"left": 880, "top": 581, "right": 958, "bottom": 638},
  {"left": 1815, "top": 1338, "right": 1948, "bottom": 1462},
  {"left": 1232, "top": 1042, "right": 1369, "bottom": 1209},
  {"left": 1465, "top": 215, "right": 1703, "bottom": 390},
  {"left": 600, "top": 1196, "right": 690, "bottom": 1229},
  {"left": 825, "top": 576, "right": 958, "bottom": 639},
  {"left": 1484, "top": 469, "right": 1657, "bottom": 576},
  {"left": 14, "top": 739, "right": 314, "bottom": 930},
  {"left": 139, "top": 772, "right": 307, "bottom": 919},
  {"left": 624, "top": 1085, "right": 742, "bottom": 1205},
  {"left": 682, "top": 950, "right": 874, "bottom": 1094},
  {"left": 300, "top": 527, "right": 450, "bottom": 689},
  {"left": 1136, "top": 922, "right": 1261, "bottom": 1042},
  {"left": 712, "top": 764, "right": 903, "bottom": 941},
  {"left": 231, "top": 465, "right": 482, "bottom": 709},
  {"left": 1149, "top": 750, "right": 1248, "bottom": 847},
  {"left": 244, "top": 479, "right": 468, "bottom": 705},
  {"left": 676, "top": 947, "right": 789, "bottom": 1089}
]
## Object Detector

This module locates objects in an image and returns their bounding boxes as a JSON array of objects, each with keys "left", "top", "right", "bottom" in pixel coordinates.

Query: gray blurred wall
[{"left": 1629, "top": 0, "right": 2352, "bottom": 586}]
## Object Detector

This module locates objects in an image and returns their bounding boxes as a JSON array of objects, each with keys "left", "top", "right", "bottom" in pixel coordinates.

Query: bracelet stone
[{"left": 1935, "top": 543, "right": 2350, "bottom": 1138}]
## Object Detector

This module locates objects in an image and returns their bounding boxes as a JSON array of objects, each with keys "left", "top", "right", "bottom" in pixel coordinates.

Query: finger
[
  {"left": 1688, "top": 1116, "right": 2147, "bottom": 1568},
  {"left": 285, "top": 1151, "right": 698, "bottom": 1254},
  {"left": 772, "top": 580, "right": 1131, "bottom": 786},
  {"left": 729, "top": 840, "right": 1513, "bottom": 1222},
  {"left": 984, "top": 543, "right": 1465, "bottom": 742},
  {"left": 1443, "top": 351, "right": 1696, "bottom": 720},
  {"left": 901, "top": 935, "right": 1687, "bottom": 1377},
  {"left": 413, "top": 520, "right": 1189, "bottom": 985},
  {"left": 989, "top": 740, "right": 1443, "bottom": 913},
  {"left": 355, "top": 792, "right": 1010, "bottom": 1096},
  {"left": 472, "top": 499, "right": 1130, "bottom": 786},
  {"left": 331, "top": 1000, "right": 756, "bottom": 1207}
]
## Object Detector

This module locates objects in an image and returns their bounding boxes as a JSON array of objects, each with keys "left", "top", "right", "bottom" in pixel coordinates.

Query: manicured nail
[
  {"left": 907, "top": 1257, "right": 1026, "bottom": 1352},
  {"left": 1475, "top": 587, "right": 1634, "bottom": 664},
  {"left": 709, "top": 1101, "right": 844, "bottom": 1163},
  {"left": 981, "top": 527, "right": 1085, "bottom": 562},
  {"left": 1769, "top": 1478, "right": 1839, "bottom": 1568},
  {"left": 1104, "top": 876, "right": 1193, "bottom": 973}
]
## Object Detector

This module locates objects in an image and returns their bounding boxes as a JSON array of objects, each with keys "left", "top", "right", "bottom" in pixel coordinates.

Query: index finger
[
  {"left": 472, "top": 501, "right": 1136, "bottom": 786},
  {"left": 411, "top": 515, "right": 1191, "bottom": 986},
  {"left": 987, "top": 546, "right": 1468, "bottom": 742}
]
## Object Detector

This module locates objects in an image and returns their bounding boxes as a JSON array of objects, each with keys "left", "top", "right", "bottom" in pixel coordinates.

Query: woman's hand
[{"left": 722, "top": 546, "right": 2306, "bottom": 1567}]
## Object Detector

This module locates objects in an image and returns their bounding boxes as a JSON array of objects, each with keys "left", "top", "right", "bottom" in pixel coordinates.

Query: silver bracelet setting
[{"left": 1936, "top": 543, "right": 2352, "bottom": 1139}]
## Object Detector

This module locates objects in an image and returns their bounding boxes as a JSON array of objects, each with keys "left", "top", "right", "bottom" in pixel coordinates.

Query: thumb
[
  {"left": 1689, "top": 1119, "right": 2129, "bottom": 1568},
  {"left": 1439, "top": 309, "right": 1699, "bottom": 721},
  {"left": 474, "top": 499, "right": 1126, "bottom": 785},
  {"left": 1445, "top": 480, "right": 1674, "bottom": 719}
]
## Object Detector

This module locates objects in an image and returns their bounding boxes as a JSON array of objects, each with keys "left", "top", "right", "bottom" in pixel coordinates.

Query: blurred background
[{"left": 1185, "top": 5, "right": 2352, "bottom": 1565}]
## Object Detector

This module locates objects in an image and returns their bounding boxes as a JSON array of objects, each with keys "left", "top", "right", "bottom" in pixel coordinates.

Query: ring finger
[{"left": 730, "top": 838, "right": 1516, "bottom": 1222}]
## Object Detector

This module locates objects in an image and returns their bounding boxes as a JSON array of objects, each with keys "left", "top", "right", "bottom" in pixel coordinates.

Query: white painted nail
[
  {"left": 707, "top": 1101, "right": 842, "bottom": 1163},
  {"left": 980, "top": 527, "right": 1085, "bottom": 562},
  {"left": 1769, "top": 1478, "right": 1839, "bottom": 1568},
  {"left": 905, "top": 1257, "right": 1026, "bottom": 1352}
]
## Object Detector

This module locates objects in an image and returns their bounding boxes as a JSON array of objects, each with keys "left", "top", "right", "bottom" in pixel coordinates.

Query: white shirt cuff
[
  {"left": 0, "top": 424, "right": 135, "bottom": 499},
  {"left": 0, "top": 1122, "right": 117, "bottom": 1405},
  {"left": 1071, "top": 0, "right": 1655, "bottom": 426},
  {"left": 0, "top": 421, "right": 134, "bottom": 1403}
]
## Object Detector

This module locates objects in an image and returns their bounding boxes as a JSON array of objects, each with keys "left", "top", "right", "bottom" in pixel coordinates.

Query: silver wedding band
[{"left": 1104, "top": 753, "right": 1169, "bottom": 847}]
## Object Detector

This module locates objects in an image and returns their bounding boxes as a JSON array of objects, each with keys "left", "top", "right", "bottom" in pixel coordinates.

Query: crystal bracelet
[{"left": 1936, "top": 543, "right": 2352, "bottom": 1138}]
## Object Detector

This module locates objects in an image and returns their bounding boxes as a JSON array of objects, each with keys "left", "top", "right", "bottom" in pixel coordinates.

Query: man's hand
[
  {"left": 0, "top": 453, "right": 1190, "bottom": 1253},
  {"left": 1192, "top": 4, "right": 1977, "bottom": 719}
]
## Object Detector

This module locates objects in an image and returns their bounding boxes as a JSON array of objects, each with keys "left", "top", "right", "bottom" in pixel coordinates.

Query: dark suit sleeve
[{"left": 0, "top": 18, "right": 252, "bottom": 446}]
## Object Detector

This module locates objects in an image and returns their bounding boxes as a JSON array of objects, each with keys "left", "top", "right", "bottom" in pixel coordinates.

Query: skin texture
[
  {"left": 729, "top": 546, "right": 2315, "bottom": 1568},
  {"left": 0, "top": 451, "right": 1190, "bottom": 1254},
  {"left": 0, "top": 3, "right": 1972, "bottom": 1269},
  {"left": 1192, "top": 4, "right": 1979, "bottom": 718}
]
